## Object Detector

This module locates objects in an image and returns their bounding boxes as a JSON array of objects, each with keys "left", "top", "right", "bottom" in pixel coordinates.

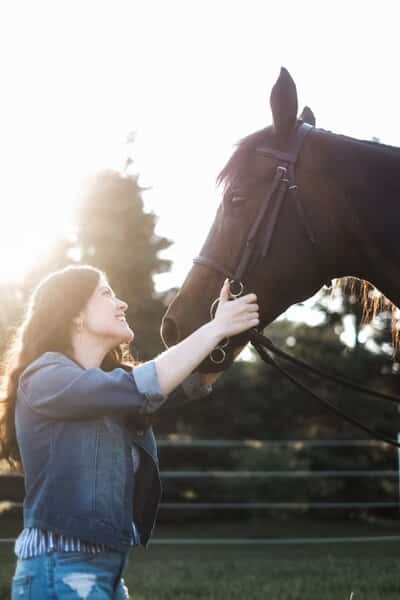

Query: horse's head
[{"left": 161, "top": 68, "right": 376, "bottom": 371}]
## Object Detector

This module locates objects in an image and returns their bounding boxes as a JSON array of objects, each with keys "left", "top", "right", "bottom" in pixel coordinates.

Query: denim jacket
[{"left": 15, "top": 351, "right": 211, "bottom": 551}]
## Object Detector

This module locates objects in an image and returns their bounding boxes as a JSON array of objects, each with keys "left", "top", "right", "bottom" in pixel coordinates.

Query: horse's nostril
[{"left": 161, "top": 317, "right": 180, "bottom": 347}]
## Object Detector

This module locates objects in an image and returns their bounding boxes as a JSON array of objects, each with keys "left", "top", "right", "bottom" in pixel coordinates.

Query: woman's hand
[
  {"left": 212, "top": 278, "right": 259, "bottom": 339},
  {"left": 155, "top": 281, "right": 258, "bottom": 395}
]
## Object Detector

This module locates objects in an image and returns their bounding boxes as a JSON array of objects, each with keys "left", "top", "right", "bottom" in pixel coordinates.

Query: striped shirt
[{"left": 14, "top": 443, "right": 142, "bottom": 558}]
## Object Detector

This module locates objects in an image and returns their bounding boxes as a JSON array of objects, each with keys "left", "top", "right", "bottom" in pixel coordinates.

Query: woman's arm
[
  {"left": 18, "top": 353, "right": 170, "bottom": 420},
  {"left": 154, "top": 321, "right": 220, "bottom": 395},
  {"left": 18, "top": 281, "right": 258, "bottom": 420},
  {"left": 154, "top": 280, "right": 259, "bottom": 395}
]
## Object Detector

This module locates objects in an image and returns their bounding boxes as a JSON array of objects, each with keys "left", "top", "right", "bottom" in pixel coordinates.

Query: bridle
[
  {"left": 192, "top": 121, "right": 400, "bottom": 449},
  {"left": 194, "top": 120, "right": 329, "bottom": 365}
]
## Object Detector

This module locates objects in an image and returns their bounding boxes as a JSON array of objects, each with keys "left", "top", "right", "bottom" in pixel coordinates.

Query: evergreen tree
[{"left": 75, "top": 170, "right": 173, "bottom": 360}]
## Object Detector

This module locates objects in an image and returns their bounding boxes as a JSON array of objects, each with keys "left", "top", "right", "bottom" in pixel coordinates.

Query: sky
[{"left": 0, "top": 0, "right": 399, "bottom": 333}]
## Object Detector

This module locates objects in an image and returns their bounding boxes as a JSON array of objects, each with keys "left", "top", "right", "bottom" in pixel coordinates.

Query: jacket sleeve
[{"left": 18, "top": 352, "right": 168, "bottom": 420}]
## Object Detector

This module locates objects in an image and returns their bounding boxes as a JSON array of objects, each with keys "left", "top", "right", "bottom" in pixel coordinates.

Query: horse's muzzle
[{"left": 160, "top": 316, "right": 181, "bottom": 348}]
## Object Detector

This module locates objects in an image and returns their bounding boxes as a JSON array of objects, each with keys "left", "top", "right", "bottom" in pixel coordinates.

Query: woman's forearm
[{"left": 154, "top": 321, "right": 222, "bottom": 395}]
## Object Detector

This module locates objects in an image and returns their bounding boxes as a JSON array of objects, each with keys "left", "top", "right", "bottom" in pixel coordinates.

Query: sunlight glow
[{"left": 0, "top": 0, "right": 398, "bottom": 299}]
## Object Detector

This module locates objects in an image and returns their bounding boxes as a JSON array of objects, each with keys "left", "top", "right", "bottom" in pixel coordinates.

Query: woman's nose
[{"left": 119, "top": 299, "right": 128, "bottom": 311}]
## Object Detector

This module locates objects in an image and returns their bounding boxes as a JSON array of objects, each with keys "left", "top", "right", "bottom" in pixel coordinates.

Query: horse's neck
[{"left": 335, "top": 137, "right": 400, "bottom": 305}]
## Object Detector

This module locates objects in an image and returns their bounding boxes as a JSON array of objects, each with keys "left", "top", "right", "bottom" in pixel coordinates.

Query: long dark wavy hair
[{"left": 0, "top": 264, "right": 140, "bottom": 473}]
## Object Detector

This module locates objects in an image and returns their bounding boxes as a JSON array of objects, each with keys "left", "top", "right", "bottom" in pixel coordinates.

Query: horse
[{"left": 161, "top": 67, "right": 400, "bottom": 373}]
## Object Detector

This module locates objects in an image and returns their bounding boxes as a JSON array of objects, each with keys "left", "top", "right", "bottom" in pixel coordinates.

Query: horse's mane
[
  {"left": 335, "top": 277, "right": 399, "bottom": 356},
  {"left": 322, "top": 131, "right": 400, "bottom": 155},
  {"left": 218, "top": 126, "right": 400, "bottom": 188}
]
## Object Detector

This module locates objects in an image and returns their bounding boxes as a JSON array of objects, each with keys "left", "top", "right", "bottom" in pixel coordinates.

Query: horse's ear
[
  {"left": 300, "top": 106, "right": 316, "bottom": 126},
  {"left": 270, "top": 67, "right": 298, "bottom": 136}
]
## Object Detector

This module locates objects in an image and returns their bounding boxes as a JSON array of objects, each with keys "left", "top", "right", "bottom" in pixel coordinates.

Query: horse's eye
[{"left": 230, "top": 195, "right": 246, "bottom": 206}]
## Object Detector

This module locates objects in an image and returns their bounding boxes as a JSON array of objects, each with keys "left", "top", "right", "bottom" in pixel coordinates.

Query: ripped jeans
[{"left": 11, "top": 547, "right": 131, "bottom": 599}]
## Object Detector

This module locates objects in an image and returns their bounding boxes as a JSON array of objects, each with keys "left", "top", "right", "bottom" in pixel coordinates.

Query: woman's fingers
[
  {"left": 213, "top": 284, "right": 260, "bottom": 336},
  {"left": 237, "top": 293, "right": 257, "bottom": 303},
  {"left": 218, "top": 278, "right": 230, "bottom": 304},
  {"left": 227, "top": 296, "right": 259, "bottom": 319},
  {"left": 234, "top": 301, "right": 259, "bottom": 315},
  {"left": 243, "top": 304, "right": 259, "bottom": 313}
]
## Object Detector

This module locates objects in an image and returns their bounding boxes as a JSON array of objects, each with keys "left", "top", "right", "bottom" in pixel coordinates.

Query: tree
[{"left": 74, "top": 170, "right": 173, "bottom": 359}]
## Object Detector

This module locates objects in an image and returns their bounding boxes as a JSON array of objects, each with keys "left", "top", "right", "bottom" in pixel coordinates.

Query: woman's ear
[{"left": 72, "top": 315, "right": 84, "bottom": 330}]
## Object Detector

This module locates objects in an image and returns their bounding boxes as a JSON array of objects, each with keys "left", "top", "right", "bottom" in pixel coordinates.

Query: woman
[{"left": 0, "top": 264, "right": 259, "bottom": 599}]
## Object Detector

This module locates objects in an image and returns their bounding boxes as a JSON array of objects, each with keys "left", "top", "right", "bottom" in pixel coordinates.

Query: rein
[
  {"left": 249, "top": 330, "right": 400, "bottom": 449},
  {"left": 193, "top": 121, "right": 400, "bottom": 449}
]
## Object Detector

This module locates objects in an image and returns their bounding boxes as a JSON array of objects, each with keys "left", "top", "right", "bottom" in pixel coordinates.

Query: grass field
[{"left": 2, "top": 517, "right": 400, "bottom": 599}]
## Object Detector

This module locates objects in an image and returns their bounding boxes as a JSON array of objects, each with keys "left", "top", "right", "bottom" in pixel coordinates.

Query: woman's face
[{"left": 80, "top": 275, "right": 134, "bottom": 346}]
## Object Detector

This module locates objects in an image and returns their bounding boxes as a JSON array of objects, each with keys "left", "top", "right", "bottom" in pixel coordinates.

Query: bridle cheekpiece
[{"left": 193, "top": 121, "right": 321, "bottom": 364}]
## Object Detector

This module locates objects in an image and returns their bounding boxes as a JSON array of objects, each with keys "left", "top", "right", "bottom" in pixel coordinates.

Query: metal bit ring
[
  {"left": 219, "top": 337, "right": 229, "bottom": 349},
  {"left": 210, "top": 347, "right": 226, "bottom": 364},
  {"left": 210, "top": 297, "right": 220, "bottom": 320},
  {"left": 229, "top": 280, "right": 244, "bottom": 298}
]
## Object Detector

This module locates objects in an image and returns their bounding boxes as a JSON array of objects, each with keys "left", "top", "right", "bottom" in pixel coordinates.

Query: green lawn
[{"left": 2, "top": 518, "right": 400, "bottom": 599}]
